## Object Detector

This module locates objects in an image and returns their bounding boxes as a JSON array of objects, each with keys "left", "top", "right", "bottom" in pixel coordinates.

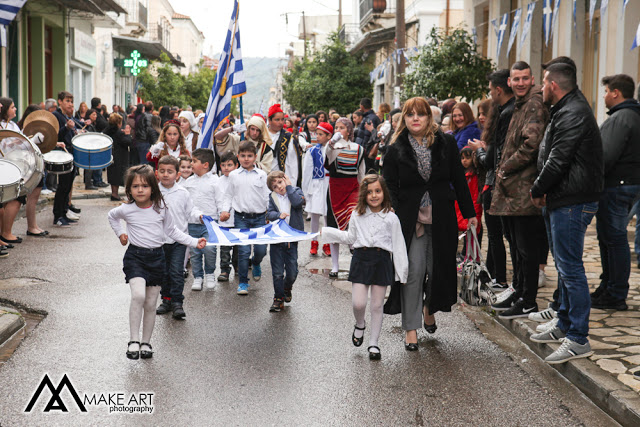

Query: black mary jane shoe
[
  {"left": 126, "top": 341, "right": 140, "bottom": 360},
  {"left": 1, "top": 236, "right": 22, "bottom": 244},
  {"left": 27, "top": 230, "right": 49, "bottom": 237},
  {"left": 424, "top": 321, "right": 437, "bottom": 334},
  {"left": 140, "top": 342, "right": 153, "bottom": 359},
  {"left": 368, "top": 346, "right": 381, "bottom": 360},
  {"left": 329, "top": 271, "right": 339, "bottom": 278},
  {"left": 352, "top": 324, "right": 366, "bottom": 347},
  {"left": 404, "top": 342, "right": 419, "bottom": 352}
]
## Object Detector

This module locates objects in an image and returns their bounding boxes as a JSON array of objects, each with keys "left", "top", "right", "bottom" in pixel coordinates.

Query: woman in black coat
[
  {"left": 105, "top": 113, "right": 133, "bottom": 201},
  {"left": 383, "top": 97, "right": 476, "bottom": 350}
]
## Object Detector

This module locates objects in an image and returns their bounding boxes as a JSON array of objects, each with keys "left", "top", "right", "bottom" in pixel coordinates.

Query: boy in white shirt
[
  {"left": 182, "top": 149, "right": 223, "bottom": 291},
  {"left": 220, "top": 141, "right": 270, "bottom": 295},
  {"left": 155, "top": 156, "right": 202, "bottom": 319},
  {"left": 217, "top": 150, "right": 239, "bottom": 282}
]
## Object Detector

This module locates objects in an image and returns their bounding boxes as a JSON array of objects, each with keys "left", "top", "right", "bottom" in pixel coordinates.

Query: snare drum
[
  {"left": 0, "top": 129, "right": 44, "bottom": 196},
  {"left": 72, "top": 132, "right": 113, "bottom": 170},
  {"left": 0, "top": 159, "right": 23, "bottom": 203},
  {"left": 43, "top": 150, "right": 74, "bottom": 174}
]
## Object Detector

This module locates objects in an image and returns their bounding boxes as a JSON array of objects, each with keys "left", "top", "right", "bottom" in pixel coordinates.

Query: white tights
[
  {"left": 352, "top": 283, "right": 387, "bottom": 352},
  {"left": 310, "top": 213, "right": 326, "bottom": 239},
  {"left": 128, "top": 278, "right": 160, "bottom": 351}
]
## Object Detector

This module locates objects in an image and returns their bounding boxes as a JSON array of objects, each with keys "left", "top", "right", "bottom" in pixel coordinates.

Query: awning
[
  {"left": 112, "top": 35, "right": 185, "bottom": 68},
  {"left": 53, "top": 0, "right": 126, "bottom": 15}
]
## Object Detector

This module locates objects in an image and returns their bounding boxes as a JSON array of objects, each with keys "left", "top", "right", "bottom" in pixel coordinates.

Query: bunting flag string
[
  {"left": 368, "top": 47, "right": 419, "bottom": 83},
  {"left": 632, "top": 21, "right": 640, "bottom": 51},
  {"left": 520, "top": 2, "right": 536, "bottom": 50},
  {"left": 496, "top": 13, "right": 509, "bottom": 57},
  {"left": 551, "top": 0, "right": 562, "bottom": 42},
  {"left": 507, "top": 8, "right": 522, "bottom": 55},
  {"left": 543, "top": 0, "right": 553, "bottom": 46}
]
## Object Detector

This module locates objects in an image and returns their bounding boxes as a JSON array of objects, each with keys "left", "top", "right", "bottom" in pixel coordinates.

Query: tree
[
  {"left": 402, "top": 27, "right": 493, "bottom": 102},
  {"left": 137, "top": 53, "right": 186, "bottom": 107},
  {"left": 282, "top": 33, "right": 372, "bottom": 114},
  {"left": 184, "top": 64, "right": 216, "bottom": 111}
]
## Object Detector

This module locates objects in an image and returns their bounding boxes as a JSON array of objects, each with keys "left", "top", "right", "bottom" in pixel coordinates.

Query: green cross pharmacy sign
[{"left": 123, "top": 50, "right": 148, "bottom": 76}]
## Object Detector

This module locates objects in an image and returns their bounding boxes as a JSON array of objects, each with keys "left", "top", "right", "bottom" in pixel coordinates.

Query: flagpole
[{"left": 239, "top": 96, "right": 245, "bottom": 141}]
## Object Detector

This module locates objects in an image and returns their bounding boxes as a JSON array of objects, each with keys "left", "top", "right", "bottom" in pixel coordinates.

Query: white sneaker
[
  {"left": 538, "top": 270, "right": 547, "bottom": 287},
  {"left": 205, "top": 275, "right": 217, "bottom": 290},
  {"left": 41, "top": 189, "right": 53, "bottom": 195},
  {"left": 528, "top": 307, "right": 557, "bottom": 322},
  {"left": 536, "top": 317, "right": 559, "bottom": 333},
  {"left": 66, "top": 211, "right": 80, "bottom": 220},
  {"left": 192, "top": 277, "right": 203, "bottom": 291},
  {"left": 494, "top": 286, "right": 516, "bottom": 304}
]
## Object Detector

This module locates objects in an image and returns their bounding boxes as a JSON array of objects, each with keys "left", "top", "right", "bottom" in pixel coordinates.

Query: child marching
[
  {"left": 108, "top": 165, "right": 206, "bottom": 360},
  {"left": 322, "top": 174, "right": 408, "bottom": 360}
]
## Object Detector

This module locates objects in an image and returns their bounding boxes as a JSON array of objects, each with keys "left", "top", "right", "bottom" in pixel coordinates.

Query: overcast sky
[{"left": 169, "top": 0, "right": 353, "bottom": 58}]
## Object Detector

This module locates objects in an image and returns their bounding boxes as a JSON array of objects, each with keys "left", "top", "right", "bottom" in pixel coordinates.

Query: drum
[
  {"left": 43, "top": 150, "right": 74, "bottom": 174},
  {"left": 0, "top": 159, "right": 23, "bottom": 203},
  {"left": 0, "top": 129, "right": 44, "bottom": 196},
  {"left": 72, "top": 132, "right": 113, "bottom": 170}
]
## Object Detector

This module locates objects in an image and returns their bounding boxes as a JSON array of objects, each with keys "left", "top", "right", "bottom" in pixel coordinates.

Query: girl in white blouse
[
  {"left": 322, "top": 174, "right": 408, "bottom": 360},
  {"left": 108, "top": 165, "right": 206, "bottom": 360}
]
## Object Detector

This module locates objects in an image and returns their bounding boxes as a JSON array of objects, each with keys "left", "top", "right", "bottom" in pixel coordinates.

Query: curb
[
  {"left": 487, "top": 313, "right": 640, "bottom": 426},
  {"left": 0, "top": 306, "right": 25, "bottom": 348}
]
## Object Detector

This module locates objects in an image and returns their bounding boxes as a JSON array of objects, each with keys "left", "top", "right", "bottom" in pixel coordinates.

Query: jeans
[
  {"left": 234, "top": 215, "right": 267, "bottom": 283},
  {"left": 161, "top": 242, "right": 187, "bottom": 303},
  {"left": 135, "top": 141, "right": 150, "bottom": 165},
  {"left": 543, "top": 207, "right": 561, "bottom": 311},
  {"left": 502, "top": 215, "right": 542, "bottom": 306},
  {"left": 270, "top": 242, "right": 298, "bottom": 298},
  {"left": 188, "top": 224, "right": 217, "bottom": 278},
  {"left": 219, "top": 245, "right": 238, "bottom": 274},
  {"left": 630, "top": 199, "right": 640, "bottom": 264},
  {"left": 483, "top": 188, "right": 507, "bottom": 283},
  {"left": 550, "top": 202, "right": 598, "bottom": 344},
  {"left": 596, "top": 185, "right": 640, "bottom": 301}
]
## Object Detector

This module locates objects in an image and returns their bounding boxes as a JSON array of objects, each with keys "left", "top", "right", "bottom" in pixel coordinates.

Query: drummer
[
  {"left": 52, "top": 91, "right": 83, "bottom": 227},
  {"left": 0, "top": 97, "right": 23, "bottom": 246}
]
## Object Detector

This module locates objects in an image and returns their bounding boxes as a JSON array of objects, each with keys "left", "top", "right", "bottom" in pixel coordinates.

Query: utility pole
[
  {"left": 338, "top": 0, "right": 342, "bottom": 28},
  {"left": 302, "top": 11, "right": 307, "bottom": 60},
  {"left": 445, "top": 0, "right": 451, "bottom": 35},
  {"left": 395, "top": 0, "right": 405, "bottom": 87}
]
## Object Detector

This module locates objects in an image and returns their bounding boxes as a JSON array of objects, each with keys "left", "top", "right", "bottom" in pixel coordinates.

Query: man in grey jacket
[{"left": 592, "top": 74, "right": 640, "bottom": 310}]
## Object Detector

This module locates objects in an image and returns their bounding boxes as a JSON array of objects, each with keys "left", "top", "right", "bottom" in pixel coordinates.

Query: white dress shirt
[
  {"left": 322, "top": 207, "right": 408, "bottom": 283},
  {"left": 160, "top": 183, "right": 203, "bottom": 243},
  {"left": 222, "top": 167, "right": 269, "bottom": 214},
  {"left": 182, "top": 171, "right": 223, "bottom": 220},
  {"left": 108, "top": 202, "right": 198, "bottom": 249},
  {"left": 276, "top": 192, "right": 291, "bottom": 224},
  {"left": 217, "top": 174, "right": 235, "bottom": 227}
]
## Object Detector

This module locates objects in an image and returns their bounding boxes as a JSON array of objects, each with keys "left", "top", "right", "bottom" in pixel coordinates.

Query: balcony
[
  {"left": 359, "top": 0, "right": 396, "bottom": 32},
  {"left": 138, "top": 2, "right": 147, "bottom": 29},
  {"left": 338, "top": 24, "right": 362, "bottom": 49},
  {"left": 123, "top": 0, "right": 147, "bottom": 35}
]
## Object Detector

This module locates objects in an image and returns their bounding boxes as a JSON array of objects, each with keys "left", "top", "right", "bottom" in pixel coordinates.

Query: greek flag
[
  {"left": 0, "top": 0, "right": 26, "bottom": 26},
  {"left": 496, "top": 13, "right": 509, "bottom": 57},
  {"left": 199, "top": 0, "right": 246, "bottom": 151},
  {"left": 202, "top": 217, "right": 318, "bottom": 246},
  {"left": 543, "top": 0, "right": 553, "bottom": 46},
  {"left": 472, "top": 27, "right": 477, "bottom": 45},
  {"left": 632, "top": 22, "right": 640, "bottom": 51},
  {"left": 551, "top": 0, "right": 561, "bottom": 42},
  {"left": 520, "top": 2, "right": 536, "bottom": 50},
  {"left": 507, "top": 8, "right": 522, "bottom": 55}
]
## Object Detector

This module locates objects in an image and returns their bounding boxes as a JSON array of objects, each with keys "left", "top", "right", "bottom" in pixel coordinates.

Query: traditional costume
[{"left": 269, "top": 104, "right": 302, "bottom": 187}]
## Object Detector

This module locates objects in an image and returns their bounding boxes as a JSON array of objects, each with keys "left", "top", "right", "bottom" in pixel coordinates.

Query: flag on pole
[
  {"left": 632, "top": 22, "right": 640, "bottom": 51},
  {"left": 551, "top": 0, "right": 561, "bottom": 42},
  {"left": 519, "top": 2, "right": 536, "bottom": 50},
  {"left": 199, "top": 0, "right": 246, "bottom": 151},
  {"left": 507, "top": 8, "right": 522, "bottom": 55},
  {"left": 202, "top": 217, "right": 318, "bottom": 246},
  {"left": 589, "top": 0, "right": 597, "bottom": 33},
  {"left": 543, "top": 0, "right": 553, "bottom": 46},
  {"left": 0, "top": 0, "right": 26, "bottom": 26},
  {"left": 496, "top": 13, "right": 509, "bottom": 57}
]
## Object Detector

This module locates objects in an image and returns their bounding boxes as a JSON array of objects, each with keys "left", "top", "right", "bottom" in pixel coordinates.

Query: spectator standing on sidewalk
[
  {"left": 592, "top": 74, "right": 640, "bottom": 311},
  {"left": 529, "top": 63, "right": 604, "bottom": 364}
]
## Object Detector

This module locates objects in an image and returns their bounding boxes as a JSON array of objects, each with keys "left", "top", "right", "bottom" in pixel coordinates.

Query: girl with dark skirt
[{"left": 322, "top": 174, "right": 408, "bottom": 360}]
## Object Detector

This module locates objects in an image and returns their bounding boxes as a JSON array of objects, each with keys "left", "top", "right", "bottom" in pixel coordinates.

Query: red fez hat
[
  {"left": 316, "top": 122, "right": 334, "bottom": 135},
  {"left": 268, "top": 104, "right": 283, "bottom": 118},
  {"left": 252, "top": 113, "right": 266, "bottom": 122}
]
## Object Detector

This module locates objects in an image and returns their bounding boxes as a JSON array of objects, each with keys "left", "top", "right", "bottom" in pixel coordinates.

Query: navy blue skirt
[
  {"left": 348, "top": 247, "right": 393, "bottom": 287},
  {"left": 123, "top": 244, "right": 165, "bottom": 287}
]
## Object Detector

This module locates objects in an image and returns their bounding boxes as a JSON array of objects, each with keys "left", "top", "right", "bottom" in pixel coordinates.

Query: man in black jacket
[
  {"left": 354, "top": 98, "right": 380, "bottom": 147},
  {"left": 592, "top": 74, "right": 640, "bottom": 311},
  {"left": 529, "top": 63, "right": 604, "bottom": 364}
]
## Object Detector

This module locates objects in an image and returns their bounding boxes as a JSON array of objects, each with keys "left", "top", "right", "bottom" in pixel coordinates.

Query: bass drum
[
  {"left": 43, "top": 150, "right": 74, "bottom": 174},
  {"left": 0, "top": 129, "right": 44, "bottom": 196},
  {"left": 0, "top": 159, "right": 22, "bottom": 203}
]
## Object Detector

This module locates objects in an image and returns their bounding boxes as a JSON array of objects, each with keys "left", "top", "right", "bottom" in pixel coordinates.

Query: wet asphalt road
[{"left": 0, "top": 199, "right": 617, "bottom": 426}]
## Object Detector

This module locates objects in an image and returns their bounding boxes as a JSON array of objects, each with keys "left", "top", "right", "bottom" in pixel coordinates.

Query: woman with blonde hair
[
  {"left": 75, "top": 101, "right": 88, "bottom": 120},
  {"left": 382, "top": 97, "right": 476, "bottom": 350}
]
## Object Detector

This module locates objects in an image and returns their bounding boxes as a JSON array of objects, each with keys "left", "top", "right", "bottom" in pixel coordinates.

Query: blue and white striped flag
[
  {"left": 520, "top": 2, "right": 536, "bottom": 50},
  {"left": 589, "top": 0, "right": 597, "bottom": 33},
  {"left": 199, "top": 0, "right": 246, "bottom": 152},
  {"left": 543, "top": 0, "right": 553, "bottom": 46},
  {"left": 573, "top": 0, "right": 578, "bottom": 36},
  {"left": 496, "top": 13, "right": 509, "bottom": 57},
  {"left": 202, "top": 217, "right": 318, "bottom": 246},
  {"left": 0, "top": 0, "right": 26, "bottom": 26},
  {"left": 551, "top": 0, "right": 561, "bottom": 42},
  {"left": 600, "top": 0, "right": 609, "bottom": 19},
  {"left": 491, "top": 19, "right": 499, "bottom": 38},
  {"left": 632, "top": 22, "right": 640, "bottom": 51},
  {"left": 507, "top": 8, "right": 522, "bottom": 55},
  {"left": 624, "top": 0, "right": 629, "bottom": 15}
]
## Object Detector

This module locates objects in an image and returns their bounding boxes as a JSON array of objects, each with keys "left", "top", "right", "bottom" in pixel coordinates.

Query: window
[{"left": 508, "top": 0, "right": 518, "bottom": 66}]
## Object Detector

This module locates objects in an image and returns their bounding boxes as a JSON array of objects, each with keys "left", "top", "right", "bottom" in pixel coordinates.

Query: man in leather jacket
[
  {"left": 355, "top": 97, "right": 380, "bottom": 147},
  {"left": 530, "top": 63, "right": 604, "bottom": 364},
  {"left": 592, "top": 74, "right": 640, "bottom": 311}
]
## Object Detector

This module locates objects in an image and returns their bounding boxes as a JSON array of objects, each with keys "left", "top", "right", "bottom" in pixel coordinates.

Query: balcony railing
[
  {"left": 359, "top": 0, "right": 395, "bottom": 29},
  {"left": 339, "top": 24, "right": 362, "bottom": 49}
]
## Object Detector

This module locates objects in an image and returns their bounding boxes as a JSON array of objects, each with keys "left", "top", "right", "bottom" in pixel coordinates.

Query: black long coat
[
  {"left": 383, "top": 129, "right": 475, "bottom": 314},
  {"left": 105, "top": 124, "right": 133, "bottom": 187}
]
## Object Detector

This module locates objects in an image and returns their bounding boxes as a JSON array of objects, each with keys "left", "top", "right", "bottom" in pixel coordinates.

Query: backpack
[{"left": 458, "top": 227, "right": 495, "bottom": 306}]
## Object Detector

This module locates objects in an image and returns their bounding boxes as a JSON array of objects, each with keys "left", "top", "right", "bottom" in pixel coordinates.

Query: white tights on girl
[
  {"left": 352, "top": 283, "right": 387, "bottom": 353},
  {"left": 127, "top": 278, "right": 160, "bottom": 353}
]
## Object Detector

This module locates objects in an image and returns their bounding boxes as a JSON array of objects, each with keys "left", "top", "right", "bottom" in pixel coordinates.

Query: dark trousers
[
  {"left": 502, "top": 215, "right": 542, "bottom": 306},
  {"left": 161, "top": 242, "right": 187, "bottom": 304},
  {"left": 483, "top": 188, "right": 507, "bottom": 284},
  {"left": 53, "top": 167, "right": 75, "bottom": 220},
  {"left": 536, "top": 215, "right": 550, "bottom": 266},
  {"left": 219, "top": 245, "right": 238, "bottom": 274},
  {"left": 270, "top": 242, "right": 298, "bottom": 299}
]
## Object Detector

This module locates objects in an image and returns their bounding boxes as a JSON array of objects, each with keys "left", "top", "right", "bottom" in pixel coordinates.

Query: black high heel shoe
[
  {"left": 140, "top": 342, "right": 153, "bottom": 359},
  {"left": 424, "top": 320, "right": 437, "bottom": 334},
  {"left": 352, "top": 324, "right": 365, "bottom": 347},
  {"left": 368, "top": 346, "right": 381, "bottom": 360},
  {"left": 126, "top": 341, "right": 140, "bottom": 360},
  {"left": 404, "top": 342, "right": 419, "bottom": 351}
]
